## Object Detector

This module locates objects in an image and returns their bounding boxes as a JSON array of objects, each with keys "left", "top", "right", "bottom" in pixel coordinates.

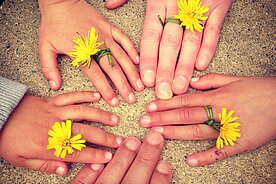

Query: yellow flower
[
  {"left": 216, "top": 108, "right": 241, "bottom": 149},
  {"left": 68, "top": 27, "right": 104, "bottom": 68},
  {"left": 47, "top": 120, "right": 86, "bottom": 159},
  {"left": 174, "top": 0, "right": 209, "bottom": 32}
]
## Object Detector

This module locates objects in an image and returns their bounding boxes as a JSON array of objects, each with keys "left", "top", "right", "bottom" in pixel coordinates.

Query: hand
[
  {"left": 140, "top": 74, "right": 276, "bottom": 166},
  {"left": 72, "top": 131, "right": 172, "bottom": 184},
  {"left": 0, "top": 91, "right": 123, "bottom": 176},
  {"left": 38, "top": 0, "right": 144, "bottom": 106},
  {"left": 105, "top": 0, "right": 129, "bottom": 10},
  {"left": 140, "top": 0, "right": 231, "bottom": 99}
]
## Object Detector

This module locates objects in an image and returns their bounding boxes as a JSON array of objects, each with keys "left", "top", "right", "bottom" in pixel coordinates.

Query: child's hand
[
  {"left": 140, "top": 74, "right": 276, "bottom": 166},
  {"left": 140, "top": 0, "right": 231, "bottom": 99},
  {"left": 0, "top": 91, "right": 123, "bottom": 175},
  {"left": 72, "top": 131, "right": 172, "bottom": 184},
  {"left": 38, "top": 0, "right": 144, "bottom": 106}
]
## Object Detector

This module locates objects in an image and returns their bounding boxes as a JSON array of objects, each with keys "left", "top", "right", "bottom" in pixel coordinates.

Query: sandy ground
[{"left": 0, "top": 0, "right": 275, "bottom": 183}]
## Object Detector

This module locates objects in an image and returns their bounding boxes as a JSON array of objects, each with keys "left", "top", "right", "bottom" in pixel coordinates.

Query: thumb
[
  {"left": 39, "top": 43, "right": 62, "bottom": 90},
  {"left": 105, "top": 0, "right": 128, "bottom": 10},
  {"left": 190, "top": 73, "right": 243, "bottom": 90},
  {"left": 23, "top": 158, "right": 68, "bottom": 176}
]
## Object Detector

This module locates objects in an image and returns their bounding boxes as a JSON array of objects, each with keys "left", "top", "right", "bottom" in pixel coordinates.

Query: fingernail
[
  {"left": 143, "top": 70, "right": 155, "bottom": 86},
  {"left": 136, "top": 55, "right": 140, "bottom": 64},
  {"left": 125, "top": 138, "right": 140, "bottom": 151},
  {"left": 136, "top": 79, "right": 144, "bottom": 90},
  {"left": 111, "top": 115, "right": 119, "bottom": 124},
  {"left": 148, "top": 102, "right": 157, "bottom": 112},
  {"left": 105, "top": 152, "right": 113, "bottom": 161},
  {"left": 90, "top": 164, "right": 102, "bottom": 171},
  {"left": 156, "top": 83, "right": 173, "bottom": 100},
  {"left": 93, "top": 92, "right": 101, "bottom": 98},
  {"left": 157, "top": 162, "right": 170, "bottom": 174},
  {"left": 140, "top": 115, "right": 151, "bottom": 126},
  {"left": 128, "top": 93, "right": 136, "bottom": 103},
  {"left": 173, "top": 76, "right": 187, "bottom": 92},
  {"left": 191, "top": 77, "right": 199, "bottom": 82},
  {"left": 49, "top": 81, "right": 57, "bottom": 89},
  {"left": 116, "top": 136, "right": 123, "bottom": 146},
  {"left": 146, "top": 131, "right": 162, "bottom": 145},
  {"left": 187, "top": 158, "right": 198, "bottom": 167},
  {"left": 152, "top": 127, "right": 163, "bottom": 134},
  {"left": 56, "top": 166, "right": 65, "bottom": 176},
  {"left": 111, "top": 97, "right": 119, "bottom": 106}
]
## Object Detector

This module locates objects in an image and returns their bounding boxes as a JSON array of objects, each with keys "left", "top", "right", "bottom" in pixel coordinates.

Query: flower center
[
  {"left": 62, "top": 139, "right": 71, "bottom": 147},
  {"left": 188, "top": 12, "right": 196, "bottom": 18}
]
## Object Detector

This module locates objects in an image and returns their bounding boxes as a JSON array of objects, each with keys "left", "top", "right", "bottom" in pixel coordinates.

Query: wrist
[{"left": 38, "top": 0, "right": 83, "bottom": 15}]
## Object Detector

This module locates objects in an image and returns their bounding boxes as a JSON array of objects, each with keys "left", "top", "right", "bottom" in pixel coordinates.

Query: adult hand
[
  {"left": 140, "top": 74, "right": 276, "bottom": 166},
  {"left": 38, "top": 0, "right": 144, "bottom": 106},
  {"left": 72, "top": 131, "right": 172, "bottom": 184},
  {"left": 0, "top": 91, "right": 123, "bottom": 176},
  {"left": 140, "top": 0, "right": 232, "bottom": 99}
]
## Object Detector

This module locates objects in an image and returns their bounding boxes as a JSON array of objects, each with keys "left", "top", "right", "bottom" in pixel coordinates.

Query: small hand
[
  {"left": 38, "top": 0, "right": 144, "bottom": 106},
  {"left": 0, "top": 91, "right": 123, "bottom": 175},
  {"left": 140, "top": 0, "right": 231, "bottom": 99},
  {"left": 140, "top": 74, "right": 276, "bottom": 166},
  {"left": 72, "top": 131, "right": 172, "bottom": 184}
]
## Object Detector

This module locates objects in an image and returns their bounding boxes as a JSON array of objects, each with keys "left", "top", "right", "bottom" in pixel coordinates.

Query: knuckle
[
  {"left": 90, "top": 69, "right": 105, "bottom": 82},
  {"left": 72, "top": 178, "right": 85, "bottom": 184},
  {"left": 137, "top": 154, "right": 153, "bottom": 165},
  {"left": 180, "top": 95, "right": 190, "bottom": 106},
  {"left": 179, "top": 108, "right": 191, "bottom": 121},
  {"left": 158, "top": 68, "right": 173, "bottom": 79},
  {"left": 142, "top": 26, "right": 162, "bottom": 41},
  {"left": 192, "top": 125, "right": 204, "bottom": 139},
  {"left": 70, "top": 149, "right": 82, "bottom": 160},
  {"left": 74, "top": 105, "right": 87, "bottom": 116},
  {"left": 161, "top": 33, "right": 181, "bottom": 48},
  {"left": 205, "top": 26, "right": 221, "bottom": 37},
  {"left": 39, "top": 161, "right": 51, "bottom": 173},
  {"left": 205, "top": 73, "right": 217, "bottom": 82},
  {"left": 183, "top": 34, "right": 200, "bottom": 45}
]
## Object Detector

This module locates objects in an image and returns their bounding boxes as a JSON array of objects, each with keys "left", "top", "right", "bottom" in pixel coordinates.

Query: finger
[
  {"left": 72, "top": 164, "right": 104, "bottom": 184},
  {"left": 81, "top": 60, "right": 119, "bottom": 107},
  {"left": 58, "top": 105, "right": 119, "bottom": 126},
  {"left": 122, "top": 131, "right": 164, "bottom": 184},
  {"left": 72, "top": 123, "right": 123, "bottom": 148},
  {"left": 195, "top": 3, "right": 232, "bottom": 70},
  {"left": 105, "top": 0, "right": 128, "bottom": 10},
  {"left": 38, "top": 43, "right": 61, "bottom": 90},
  {"left": 172, "top": 30, "right": 202, "bottom": 94},
  {"left": 156, "top": 0, "right": 183, "bottom": 99},
  {"left": 140, "top": 0, "right": 165, "bottom": 87},
  {"left": 111, "top": 27, "right": 139, "bottom": 64},
  {"left": 52, "top": 91, "right": 101, "bottom": 106},
  {"left": 23, "top": 159, "right": 68, "bottom": 176},
  {"left": 99, "top": 55, "right": 136, "bottom": 104},
  {"left": 140, "top": 107, "right": 219, "bottom": 127},
  {"left": 108, "top": 41, "right": 144, "bottom": 92},
  {"left": 186, "top": 143, "right": 247, "bottom": 167},
  {"left": 190, "top": 74, "right": 243, "bottom": 90},
  {"left": 146, "top": 93, "right": 215, "bottom": 113},
  {"left": 150, "top": 161, "right": 172, "bottom": 184},
  {"left": 95, "top": 137, "right": 141, "bottom": 184},
  {"left": 152, "top": 125, "right": 218, "bottom": 140}
]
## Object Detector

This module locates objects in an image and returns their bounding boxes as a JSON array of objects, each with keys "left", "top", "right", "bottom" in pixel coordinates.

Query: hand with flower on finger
[
  {"left": 72, "top": 131, "right": 172, "bottom": 184},
  {"left": 0, "top": 91, "right": 123, "bottom": 176},
  {"left": 38, "top": 0, "right": 144, "bottom": 106},
  {"left": 140, "top": 74, "right": 276, "bottom": 166},
  {"left": 140, "top": 0, "right": 231, "bottom": 99}
]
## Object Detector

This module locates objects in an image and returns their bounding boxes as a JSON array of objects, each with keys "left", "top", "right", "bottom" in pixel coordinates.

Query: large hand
[
  {"left": 38, "top": 0, "right": 144, "bottom": 106},
  {"left": 0, "top": 91, "right": 123, "bottom": 175},
  {"left": 140, "top": 74, "right": 276, "bottom": 166},
  {"left": 72, "top": 131, "right": 172, "bottom": 184},
  {"left": 140, "top": 0, "right": 231, "bottom": 99}
]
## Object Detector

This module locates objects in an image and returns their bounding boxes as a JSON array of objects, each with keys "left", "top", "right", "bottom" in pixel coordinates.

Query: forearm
[
  {"left": 38, "top": 0, "right": 82, "bottom": 14},
  {"left": 0, "top": 77, "right": 27, "bottom": 130}
]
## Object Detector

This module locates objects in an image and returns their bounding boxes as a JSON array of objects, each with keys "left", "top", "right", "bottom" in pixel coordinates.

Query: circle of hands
[{"left": 0, "top": 0, "right": 275, "bottom": 183}]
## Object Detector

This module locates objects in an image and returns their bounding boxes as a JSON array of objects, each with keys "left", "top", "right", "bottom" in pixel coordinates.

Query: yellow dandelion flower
[
  {"left": 68, "top": 27, "right": 104, "bottom": 68},
  {"left": 216, "top": 108, "right": 241, "bottom": 149},
  {"left": 47, "top": 120, "right": 86, "bottom": 159},
  {"left": 174, "top": 0, "right": 209, "bottom": 32}
]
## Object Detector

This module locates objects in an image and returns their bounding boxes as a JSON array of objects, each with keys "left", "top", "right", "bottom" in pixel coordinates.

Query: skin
[
  {"left": 140, "top": 74, "right": 276, "bottom": 166},
  {"left": 38, "top": 0, "right": 144, "bottom": 106},
  {"left": 72, "top": 131, "right": 172, "bottom": 184},
  {"left": 140, "top": 0, "right": 232, "bottom": 99},
  {"left": 0, "top": 91, "right": 123, "bottom": 176}
]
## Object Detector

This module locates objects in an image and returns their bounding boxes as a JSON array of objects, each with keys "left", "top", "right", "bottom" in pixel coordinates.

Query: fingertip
[
  {"left": 142, "top": 70, "right": 155, "bottom": 87},
  {"left": 172, "top": 76, "right": 188, "bottom": 95},
  {"left": 56, "top": 165, "right": 68, "bottom": 176},
  {"left": 156, "top": 160, "right": 172, "bottom": 175},
  {"left": 195, "top": 56, "right": 209, "bottom": 71},
  {"left": 186, "top": 157, "right": 199, "bottom": 167},
  {"left": 105, "top": 0, "right": 128, "bottom": 10},
  {"left": 145, "top": 130, "right": 164, "bottom": 146},
  {"left": 147, "top": 102, "right": 157, "bottom": 112}
]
